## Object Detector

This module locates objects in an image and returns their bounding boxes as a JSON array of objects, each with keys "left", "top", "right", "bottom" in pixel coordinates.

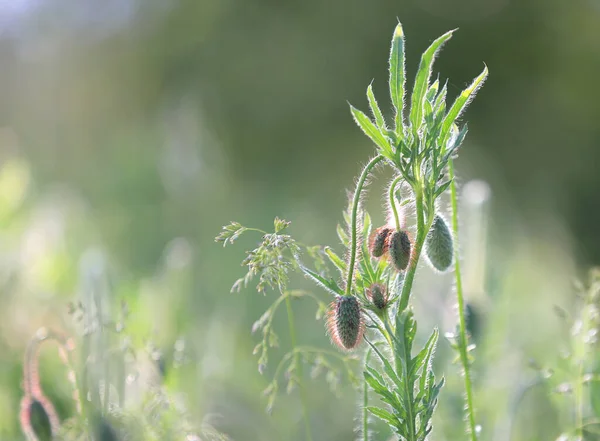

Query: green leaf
[
  {"left": 367, "top": 83, "right": 386, "bottom": 129},
  {"left": 350, "top": 105, "right": 393, "bottom": 155},
  {"left": 439, "top": 64, "right": 488, "bottom": 147},
  {"left": 365, "top": 338, "right": 403, "bottom": 389},
  {"left": 324, "top": 246, "right": 346, "bottom": 273},
  {"left": 434, "top": 179, "right": 453, "bottom": 198},
  {"left": 366, "top": 406, "right": 400, "bottom": 427},
  {"left": 299, "top": 265, "right": 343, "bottom": 296},
  {"left": 389, "top": 22, "right": 406, "bottom": 132},
  {"left": 409, "top": 30, "right": 455, "bottom": 134},
  {"left": 419, "top": 329, "right": 439, "bottom": 394}
]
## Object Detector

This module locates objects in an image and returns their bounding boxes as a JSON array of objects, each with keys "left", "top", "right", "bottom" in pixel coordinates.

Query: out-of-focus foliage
[{"left": 0, "top": 0, "right": 599, "bottom": 440}]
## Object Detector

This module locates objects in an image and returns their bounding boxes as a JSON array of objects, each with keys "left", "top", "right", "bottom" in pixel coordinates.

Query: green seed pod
[
  {"left": 366, "top": 283, "right": 388, "bottom": 310},
  {"left": 425, "top": 215, "right": 453, "bottom": 272},
  {"left": 388, "top": 230, "right": 411, "bottom": 271},
  {"left": 327, "top": 295, "right": 364, "bottom": 350},
  {"left": 369, "top": 227, "right": 392, "bottom": 258}
]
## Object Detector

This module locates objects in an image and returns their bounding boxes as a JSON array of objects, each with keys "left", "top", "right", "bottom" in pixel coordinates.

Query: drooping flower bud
[
  {"left": 369, "top": 227, "right": 392, "bottom": 258},
  {"left": 20, "top": 395, "right": 60, "bottom": 441},
  {"left": 366, "top": 283, "right": 388, "bottom": 310},
  {"left": 327, "top": 295, "right": 364, "bottom": 350},
  {"left": 425, "top": 215, "right": 453, "bottom": 272},
  {"left": 388, "top": 230, "right": 411, "bottom": 271}
]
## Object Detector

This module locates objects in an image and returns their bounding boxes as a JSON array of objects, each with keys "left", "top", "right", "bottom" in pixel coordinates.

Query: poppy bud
[
  {"left": 425, "top": 215, "right": 453, "bottom": 272},
  {"left": 20, "top": 395, "right": 60, "bottom": 441},
  {"left": 388, "top": 230, "right": 411, "bottom": 271},
  {"left": 366, "top": 283, "right": 388, "bottom": 310},
  {"left": 369, "top": 227, "right": 392, "bottom": 258},
  {"left": 327, "top": 295, "right": 364, "bottom": 350}
]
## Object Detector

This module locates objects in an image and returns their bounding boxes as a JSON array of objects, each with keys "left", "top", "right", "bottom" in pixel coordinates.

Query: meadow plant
[
  {"left": 18, "top": 258, "right": 231, "bottom": 441},
  {"left": 217, "top": 21, "right": 488, "bottom": 440}
]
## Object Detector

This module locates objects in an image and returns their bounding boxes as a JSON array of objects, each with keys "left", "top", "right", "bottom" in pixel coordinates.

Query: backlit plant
[{"left": 217, "top": 20, "right": 488, "bottom": 440}]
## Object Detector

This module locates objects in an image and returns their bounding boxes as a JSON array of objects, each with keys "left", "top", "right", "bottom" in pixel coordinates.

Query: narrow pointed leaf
[
  {"left": 367, "top": 83, "right": 386, "bottom": 129},
  {"left": 367, "top": 406, "right": 400, "bottom": 427},
  {"left": 389, "top": 22, "right": 406, "bottom": 131},
  {"left": 350, "top": 105, "right": 393, "bottom": 155},
  {"left": 440, "top": 64, "right": 488, "bottom": 147},
  {"left": 409, "top": 30, "right": 455, "bottom": 133},
  {"left": 324, "top": 247, "right": 346, "bottom": 273},
  {"left": 299, "top": 265, "right": 343, "bottom": 296},
  {"left": 365, "top": 338, "right": 403, "bottom": 389}
]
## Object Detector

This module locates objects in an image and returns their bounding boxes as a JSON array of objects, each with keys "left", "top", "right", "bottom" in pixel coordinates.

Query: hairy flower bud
[
  {"left": 366, "top": 283, "right": 388, "bottom": 310},
  {"left": 20, "top": 395, "right": 60, "bottom": 441},
  {"left": 369, "top": 227, "right": 392, "bottom": 258},
  {"left": 327, "top": 295, "right": 364, "bottom": 350},
  {"left": 425, "top": 215, "right": 453, "bottom": 272},
  {"left": 388, "top": 230, "right": 411, "bottom": 271}
]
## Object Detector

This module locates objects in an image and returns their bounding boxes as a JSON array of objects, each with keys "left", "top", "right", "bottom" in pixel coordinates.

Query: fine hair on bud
[
  {"left": 425, "top": 214, "right": 454, "bottom": 272},
  {"left": 327, "top": 295, "right": 364, "bottom": 350},
  {"left": 369, "top": 226, "right": 392, "bottom": 258},
  {"left": 388, "top": 230, "right": 411, "bottom": 271},
  {"left": 366, "top": 283, "right": 388, "bottom": 310},
  {"left": 20, "top": 394, "right": 60, "bottom": 441}
]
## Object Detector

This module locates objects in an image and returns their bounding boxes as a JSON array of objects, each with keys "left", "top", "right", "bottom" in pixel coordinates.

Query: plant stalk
[
  {"left": 448, "top": 159, "right": 478, "bottom": 441},
  {"left": 388, "top": 175, "right": 403, "bottom": 231},
  {"left": 346, "top": 155, "right": 384, "bottom": 295},
  {"left": 398, "top": 186, "right": 427, "bottom": 312},
  {"left": 285, "top": 295, "right": 313, "bottom": 441}
]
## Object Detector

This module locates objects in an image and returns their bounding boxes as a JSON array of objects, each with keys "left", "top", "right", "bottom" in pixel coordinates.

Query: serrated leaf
[
  {"left": 419, "top": 329, "right": 439, "bottom": 394},
  {"left": 364, "top": 368, "right": 398, "bottom": 405},
  {"left": 409, "top": 30, "right": 455, "bottom": 133},
  {"left": 299, "top": 265, "right": 343, "bottom": 296},
  {"left": 367, "top": 83, "right": 386, "bottom": 129},
  {"left": 350, "top": 105, "right": 392, "bottom": 155},
  {"left": 439, "top": 64, "right": 488, "bottom": 147},
  {"left": 367, "top": 406, "right": 400, "bottom": 427},
  {"left": 365, "top": 338, "right": 403, "bottom": 389},
  {"left": 389, "top": 22, "right": 406, "bottom": 131}
]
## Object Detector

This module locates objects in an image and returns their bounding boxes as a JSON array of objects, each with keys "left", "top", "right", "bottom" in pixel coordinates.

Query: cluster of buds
[{"left": 369, "top": 226, "right": 412, "bottom": 271}]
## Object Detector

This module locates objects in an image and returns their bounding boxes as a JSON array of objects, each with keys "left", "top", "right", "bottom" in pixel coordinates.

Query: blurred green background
[{"left": 1, "top": 0, "right": 600, "bottom": 440}]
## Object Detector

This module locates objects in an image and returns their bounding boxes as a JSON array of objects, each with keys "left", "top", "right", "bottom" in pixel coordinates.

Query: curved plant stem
[
  {"left": 345, "top": 155, "right": 384, "bottom": 296},
  {"left": 388, "top": 176, "right": 403, "bottom": 230},
  {"left": 285, "top": 295, "right": 313, "bottom": 441},
  {"left": 398, "top": 187, "right": 428, "bottom": 312},
  {"left": 449, "top": 159, "right": 477, "bottom": 441}
]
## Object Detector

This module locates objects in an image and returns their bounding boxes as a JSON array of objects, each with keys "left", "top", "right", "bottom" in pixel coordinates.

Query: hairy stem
[
  {"left": 449, "top": 159, "right": 477, "bottom": 441},
  {"left": 346, "top": 155, "right": 385, "bottom": 295},
  {"left": 285, "top": 295, "right": 313, "bottom": 441},
  {"left": 388, "top": 175, "right": 403, "bottom": 230},
  {"left": 398, "top": 186, "right": 428, "bottom": 311}
]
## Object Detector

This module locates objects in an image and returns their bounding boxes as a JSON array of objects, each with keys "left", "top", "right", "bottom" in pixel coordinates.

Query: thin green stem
[
  {"left": 449, "top": 159, "right": 477, "bottom": 441},
  {"left": 285, "top": 295, "right": 313, "bottom": 441},
  {"left": 389, "top": 176, "right": 403, "bottom": 230},
  {"left": 346, "top": 155, "right": 384, "bottom": 296},
  {"left": 398, "top": 186, "right": 429, "bottom": 311},
  {"left": 363, "top": 348, "right": 372, "bottom": 441}
]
